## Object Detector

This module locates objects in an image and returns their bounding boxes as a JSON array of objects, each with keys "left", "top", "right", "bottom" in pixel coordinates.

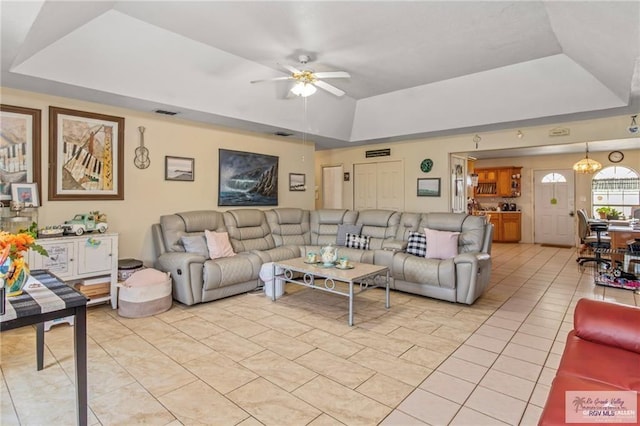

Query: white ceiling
[{"left": 1, "top": 1, "right": 639, "bottom": 152}]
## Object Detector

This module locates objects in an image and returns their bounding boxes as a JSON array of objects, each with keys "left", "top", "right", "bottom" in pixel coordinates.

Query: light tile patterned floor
[{"left": 1, "top": 243, "right": 638, "bottom": 425}]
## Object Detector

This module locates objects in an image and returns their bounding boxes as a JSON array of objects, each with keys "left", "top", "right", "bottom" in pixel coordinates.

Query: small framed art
[
  {"left": 165, "top": 156, "right": 194, "bottom": 181},
  {"left": 289, "top": 173, "right": 306, "bottom": 191},
  {"left": 417, "top": 178, "right": 441, "bottom": 197},
  {"left": 11, "top": 182, "right": 40, "bottom": 207}
]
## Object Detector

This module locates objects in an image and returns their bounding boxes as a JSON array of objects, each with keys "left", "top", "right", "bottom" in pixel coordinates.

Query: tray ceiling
[{"left": 2, "top": 1, "right": 639, "bottom": 149}]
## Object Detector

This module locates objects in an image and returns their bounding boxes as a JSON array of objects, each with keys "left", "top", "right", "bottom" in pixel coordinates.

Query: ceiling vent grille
[{"left": 153, "top": 109, "right": 179, "bottom": 116}]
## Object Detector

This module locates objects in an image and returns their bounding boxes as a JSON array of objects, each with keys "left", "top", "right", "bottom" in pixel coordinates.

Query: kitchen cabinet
[
  {"left": 28, "top": 233, "right": 119, "bottom": 308},
  {"left": 501, "top": 213, "right": 521, "bottom": 242},
  {"left": 474, "top": 167, "right": 522, "bottom": 198},
  {"left": 488, "top": 212, "right": 521, "bottom": 242}
]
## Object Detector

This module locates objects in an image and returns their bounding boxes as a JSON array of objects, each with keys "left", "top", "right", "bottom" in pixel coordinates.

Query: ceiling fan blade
[
  {"left": 279, "top": 63, "right": 301, "bottom": 74},
  {"left": 314, "top": 80, "right": 345, "bottom": 97},
  {"left": 313, "top": 71, "right": 350, "bottom": 79},
  {"left": 250, "top": 76, "right": 293, "bottom": 84}
]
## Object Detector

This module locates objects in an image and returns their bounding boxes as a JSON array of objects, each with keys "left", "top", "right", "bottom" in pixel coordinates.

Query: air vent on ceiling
[
  {"left": 274, "top": 131, "right": 293, "bottom": 137},
  {"left": 153, "top": 109, "right": 179, "bottom": 116}
]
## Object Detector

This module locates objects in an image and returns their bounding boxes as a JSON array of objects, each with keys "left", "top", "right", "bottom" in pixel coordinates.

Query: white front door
[{"left": 534, "top": 169, "right": 575, "bottom": 246}]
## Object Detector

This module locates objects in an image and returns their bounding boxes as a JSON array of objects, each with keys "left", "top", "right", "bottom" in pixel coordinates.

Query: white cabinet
[{"left": 28, "top": 233, "right": 118, "bottom": 308}]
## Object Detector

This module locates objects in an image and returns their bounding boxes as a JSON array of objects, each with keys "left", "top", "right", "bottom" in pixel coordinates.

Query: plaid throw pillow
[
  {"left": 345, "top": 233, "right": 370, "bottom": 250},
  {"left": 406, "top": 231, "right": 427, "bottom": 257}
]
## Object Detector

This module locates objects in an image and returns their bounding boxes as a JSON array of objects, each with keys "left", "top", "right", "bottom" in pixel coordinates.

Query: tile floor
[{"left": 1, "top": 243, "right": 638, "bottom": 425}]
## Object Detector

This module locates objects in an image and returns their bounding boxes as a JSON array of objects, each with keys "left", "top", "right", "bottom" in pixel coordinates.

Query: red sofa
[{"left": 539, "top": 298, "right": 640, "bottom": 425}]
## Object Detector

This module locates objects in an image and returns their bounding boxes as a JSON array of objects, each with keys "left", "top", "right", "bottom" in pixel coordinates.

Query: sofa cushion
[
  {"left": 406, "top": 231, "right": 427, "bottom": 257},
  {"left": 424, "top": 228, "right": 459, "bottom": 259},
  {"left": 181, "top": 235, "right": 208, "bottom": 257},
  {"left": 345, "top": 233, "right": 370, "bottom": 250},
  {"left": 205, "top": 230, "right": 236, "bottom": 259},
  {"left": 337, "top": 224, "right": 363, "bottom": 246}
]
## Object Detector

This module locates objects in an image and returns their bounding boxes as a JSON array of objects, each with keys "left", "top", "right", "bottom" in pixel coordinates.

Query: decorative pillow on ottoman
[
  {"left": 345, "top": 233, "right": 370, "bottom": 250},
  {"left": 424, "top": 228, "right": 460, "bottom": 260},
  {"left": 406, "top": 231, "right": 427, "bottom": 257}
]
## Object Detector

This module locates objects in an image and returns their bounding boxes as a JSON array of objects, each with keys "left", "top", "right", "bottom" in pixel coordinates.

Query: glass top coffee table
[{"left": 272, "top": 258, "right": 390, "bottom": 326}]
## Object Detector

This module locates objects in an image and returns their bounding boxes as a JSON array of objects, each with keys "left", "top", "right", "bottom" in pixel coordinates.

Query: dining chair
[{"left": 576, "top": 209, "right": 611, "bottom": 267}]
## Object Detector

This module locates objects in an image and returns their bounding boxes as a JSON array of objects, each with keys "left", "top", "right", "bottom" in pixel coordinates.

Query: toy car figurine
[{"left": 63, "top": 212, "right": 108, "bottom": 235}]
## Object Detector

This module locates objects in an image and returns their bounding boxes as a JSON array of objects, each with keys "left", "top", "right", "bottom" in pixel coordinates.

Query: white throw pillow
[
  {"left": 204, "top": 230, "right": 236, "bottom": 259},
  {"left": 424, "top": 228, "right": 460, "bottom": 260}
]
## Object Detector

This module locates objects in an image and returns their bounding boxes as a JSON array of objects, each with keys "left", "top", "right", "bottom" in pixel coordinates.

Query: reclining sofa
[{"left": 151, "top": 208, "right": 493, "bottom": 306}]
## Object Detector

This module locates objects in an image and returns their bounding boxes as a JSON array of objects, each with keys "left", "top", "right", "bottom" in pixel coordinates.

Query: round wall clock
[
  {"left": 420, "top": 158, "right": 433, "bottom": 173},
  {"left": 608, "top": 151, "right": 624, "bottom": 163}
]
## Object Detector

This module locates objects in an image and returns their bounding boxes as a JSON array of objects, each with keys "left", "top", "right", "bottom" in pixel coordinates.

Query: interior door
[
  {"left": 450, "top": 155, "right": 466, "bottom": 213},
  {"left": 376, "top": 161, "right": 404, "bottom": 211},
  {"left": 534, "top": 169, "right": 575, "bottom": 246},
  {"left": 322, "top": 165, "right": 343, "bottom": 209},
  {"left": 354, "top": 163, "right": 377, "bottom": 210},
  {"left": 354, "top": 161, "right": 404, "bottom": 210}
]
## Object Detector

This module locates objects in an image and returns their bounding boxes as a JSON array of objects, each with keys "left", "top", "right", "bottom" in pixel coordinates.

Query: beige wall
[
  {"left": 1, "top": 88, "right": 316, "bottom": 264},
  {"left": 315, "top": 116, "right": 639, "bottom": 244}
]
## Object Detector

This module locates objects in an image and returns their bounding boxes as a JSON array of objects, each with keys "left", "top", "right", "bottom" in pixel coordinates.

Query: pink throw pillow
[
  {"left": 204, "top": 230, "right": 236, "bottom": 259},
  {"left": 424, "top": 228, "right": 460, "bottom": 260}
]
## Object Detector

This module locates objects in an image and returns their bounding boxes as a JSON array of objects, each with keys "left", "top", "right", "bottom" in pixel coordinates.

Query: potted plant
[
  {"left": 596, "top": 206, "right": 611, "bottom": 219},
  {"left": 606, "top": 208, "right": 621, "bottom": 220}
]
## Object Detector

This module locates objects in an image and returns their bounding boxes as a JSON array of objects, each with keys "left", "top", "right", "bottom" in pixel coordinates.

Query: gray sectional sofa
[{"left": 151, "top": 208, "right": 493, "bottom": 306}]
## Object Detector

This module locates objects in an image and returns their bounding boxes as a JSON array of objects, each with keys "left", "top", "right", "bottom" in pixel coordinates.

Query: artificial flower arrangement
[{"left": 0, "top": 222, "right": 48, "bottom": 294}]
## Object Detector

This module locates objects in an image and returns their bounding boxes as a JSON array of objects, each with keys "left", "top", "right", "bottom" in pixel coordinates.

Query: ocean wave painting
[{"left": 218, "top": 149, "right": 278, "bottom": 206}]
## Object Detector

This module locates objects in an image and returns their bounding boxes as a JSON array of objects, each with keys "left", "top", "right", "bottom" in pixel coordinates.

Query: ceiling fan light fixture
[
  {"left": 291, "top": 81, "right": 317, "bottom": 97},
  {"left": 573, "top": 142, "right": 602, "bottom": 174}
]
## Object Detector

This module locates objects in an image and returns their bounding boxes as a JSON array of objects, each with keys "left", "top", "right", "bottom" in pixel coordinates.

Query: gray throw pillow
[
  {"left": 181, "top": 235, "right": 208, "bottom": 257},
  {"left": 336, "top": 224, "right": 363, "bottom": 246}
]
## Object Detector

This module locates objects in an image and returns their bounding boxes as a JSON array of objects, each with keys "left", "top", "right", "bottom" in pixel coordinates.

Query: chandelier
[{"left": 573, "top": 143, "right": 602, "bottom": 174}]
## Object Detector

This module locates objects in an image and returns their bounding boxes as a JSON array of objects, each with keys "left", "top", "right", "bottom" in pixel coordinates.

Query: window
[
  {"left": 541, "top": 173, "right": 567, "bottom": 183},
  {"left": 592, "top": 166, "right": 640, "bottom": 218}
]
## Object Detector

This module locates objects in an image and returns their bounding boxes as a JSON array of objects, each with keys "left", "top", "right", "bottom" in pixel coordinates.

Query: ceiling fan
[{"left": 251, "top": 55, "right": 350, "bottom": 97}]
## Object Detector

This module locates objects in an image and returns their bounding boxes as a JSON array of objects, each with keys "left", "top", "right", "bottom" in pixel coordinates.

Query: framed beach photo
[
  {"left": 0, "top": 105, "right": 41, "bottom": 205},
  {"left": 11, "top": 182, "right": 39, "bottom": 207},
  {"left": 165, "top": 156, "right": 194, "bottom": 181},
  {"left": 289, "top": 173, "right": 306, "bottom": 191},
  {"left": 218, "top": 149, "right": 278, "bottom": 206},
  {"left": 417, "top": 178, "right": 441, "bottom": 197},
  {"left": 49, "top": 106, "right": 124, "bottom": 200}
]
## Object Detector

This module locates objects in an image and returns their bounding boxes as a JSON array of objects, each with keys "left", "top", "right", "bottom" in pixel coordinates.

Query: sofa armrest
[
  {"left": 382, "top": 239, "right": 407, "bottom": 252},
  {"left": 453, "top": 252, "right": 491, "bottom": 304},
  {"left": 574, "top": 298, "right": 640, "bottom": 354},
  {"left": 156, "top": 252, "right": 206, "bottom": 305}
]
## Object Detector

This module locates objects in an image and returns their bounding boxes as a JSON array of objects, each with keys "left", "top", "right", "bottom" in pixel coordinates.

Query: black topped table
[{"left": 1, "top": 270, "right": 88, "bottom": 426}]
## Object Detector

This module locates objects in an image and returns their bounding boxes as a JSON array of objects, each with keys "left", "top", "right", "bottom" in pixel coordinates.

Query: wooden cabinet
[
  {"left": 28, "top": 233, "right": 119, "bottom": 308},
  {"left": 474, "top": 167, "right": 522, "bottom": 198},
  {"left": 501, "top": 213, "right": 521, "bottom": 242},
  {"left": 489, "top": 213, "right": 521, "bottom": 242}
]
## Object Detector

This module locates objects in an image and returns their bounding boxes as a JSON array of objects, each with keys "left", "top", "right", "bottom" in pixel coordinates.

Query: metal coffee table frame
[{"left": 272, "top": 258, "right": 390, "bottom": 326}]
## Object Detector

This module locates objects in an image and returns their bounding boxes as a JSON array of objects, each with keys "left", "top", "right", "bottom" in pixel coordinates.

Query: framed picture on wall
[
  {"left": 0, "top": 104, "right": 42, "bottom": 206},
  {"left": 289, "top": 173, "right": 306, "bottom": 191},
  {"left": 417, "top": 178, "right": 441, "bottom": 197},
  {"left": 218, "top": 149, "right": 278, "bottom": 206},
  {"left": 49, "top": 106, "right": 124, "bottom": 200},
  {"left": 11, "top": 182, "right": 39, "bottom": 207},
  {"left": 165, "top": 156, "right": 194, "bottom": 181}
]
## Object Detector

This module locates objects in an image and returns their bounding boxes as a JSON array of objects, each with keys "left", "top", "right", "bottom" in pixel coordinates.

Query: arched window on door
[{"left": 592, "top": 166, "right": 640, "bottom": 218}]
